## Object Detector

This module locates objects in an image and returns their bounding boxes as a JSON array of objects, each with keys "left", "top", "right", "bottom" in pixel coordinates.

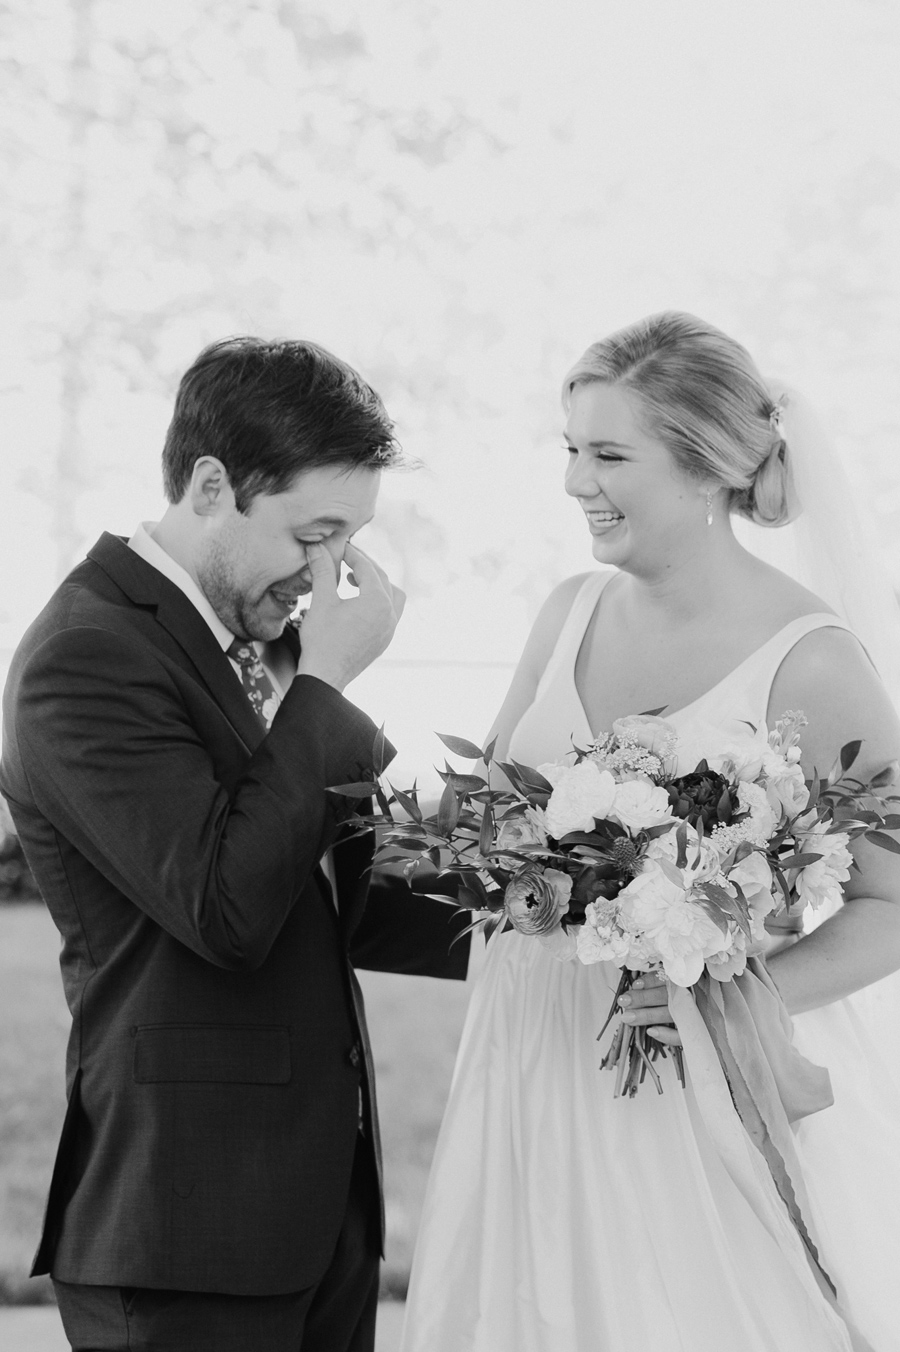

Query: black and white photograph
[{"left": 1, "top": 1, "right": 900, "bottom": 1349}]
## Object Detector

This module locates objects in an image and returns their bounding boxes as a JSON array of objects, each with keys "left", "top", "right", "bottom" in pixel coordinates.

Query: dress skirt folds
[{"left": 401, "top": 571, "right": 899, "bottom": 1351}]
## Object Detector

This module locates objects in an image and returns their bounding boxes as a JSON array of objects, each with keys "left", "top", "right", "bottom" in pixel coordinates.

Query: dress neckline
[{"left": 571, "top": 570, "right": 844, "bottom": 740}]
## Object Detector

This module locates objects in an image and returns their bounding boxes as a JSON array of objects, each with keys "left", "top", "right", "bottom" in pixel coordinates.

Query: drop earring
[{"left": 705, "top": 490, "right": 714, "bottom": 527}]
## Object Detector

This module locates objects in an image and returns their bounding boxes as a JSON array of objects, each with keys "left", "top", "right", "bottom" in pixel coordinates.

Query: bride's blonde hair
[{"left": 562, "top": 311, "right": 797, "bottom": 527}]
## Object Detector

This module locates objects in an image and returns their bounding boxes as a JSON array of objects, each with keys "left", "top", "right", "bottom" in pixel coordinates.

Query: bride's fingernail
[{"left": 619, "top": 994, "right": 631, "bottom": 1007}]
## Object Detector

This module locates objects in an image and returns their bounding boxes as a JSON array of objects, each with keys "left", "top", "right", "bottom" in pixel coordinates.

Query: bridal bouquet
[{"left": 332, "top": 712, "right": 899, "bottom": 1098}]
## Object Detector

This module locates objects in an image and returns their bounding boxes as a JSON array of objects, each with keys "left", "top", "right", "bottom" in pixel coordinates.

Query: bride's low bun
[
  {"left": 732, "top": 437, "right": 797, "bottom": 527},
  {"left": 563, "top": 313, "right": 802, "bottom": 532}
]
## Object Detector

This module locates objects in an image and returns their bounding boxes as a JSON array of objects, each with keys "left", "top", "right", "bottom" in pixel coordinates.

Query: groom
[{"left": 0, "top": 337, "right": 468, "bottom": 1352}]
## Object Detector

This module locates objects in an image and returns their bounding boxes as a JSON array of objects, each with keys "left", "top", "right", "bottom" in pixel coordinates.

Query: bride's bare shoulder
[
  {"left": 770, "top": 623, "right": 900, "bottom": 779},
  {"left": 524, "top": 570, "right": 607, "bottom": 665}
]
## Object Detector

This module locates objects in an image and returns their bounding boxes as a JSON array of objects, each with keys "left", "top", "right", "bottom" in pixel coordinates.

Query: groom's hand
[
  {"left": 296, "top": 541, "right": 405, "bottom": 692},
  {"left": 619, "top": 972, "right": 682, "bottom": 1047}
]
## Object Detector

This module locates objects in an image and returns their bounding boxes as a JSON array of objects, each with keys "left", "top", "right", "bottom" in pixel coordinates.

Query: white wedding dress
[{"left": 401, "top": 570, "right": 900, "bottom": 1352}]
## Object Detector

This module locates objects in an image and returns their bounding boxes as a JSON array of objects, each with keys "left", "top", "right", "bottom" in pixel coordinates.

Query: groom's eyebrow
[{"left": 303, "top": 512, "right": 375, "bottom": 530}]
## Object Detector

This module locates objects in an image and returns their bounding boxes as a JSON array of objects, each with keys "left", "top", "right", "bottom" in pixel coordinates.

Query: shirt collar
[{"left": 128, "top": 523, "right": 234, "bottom": 654}]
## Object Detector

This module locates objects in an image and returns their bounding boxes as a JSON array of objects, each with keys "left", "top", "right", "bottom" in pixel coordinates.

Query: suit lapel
[{"left": 87, "top": 533, "right": 264, "bottom": 754}]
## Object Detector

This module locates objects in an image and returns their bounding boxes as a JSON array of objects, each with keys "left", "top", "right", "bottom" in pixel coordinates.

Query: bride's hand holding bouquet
[{"left": 332, "top": 708, "right": 899, "bottom": 1101}]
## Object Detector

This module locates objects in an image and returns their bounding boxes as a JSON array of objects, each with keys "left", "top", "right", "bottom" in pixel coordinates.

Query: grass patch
[{"left": 0, "top": 904, "right": 475, "bottom": 1304}]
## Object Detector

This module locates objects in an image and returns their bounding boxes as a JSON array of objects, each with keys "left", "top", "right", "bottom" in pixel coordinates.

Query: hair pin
[{"left": 768, "top": 395, "right": 787, "bottom": 437}]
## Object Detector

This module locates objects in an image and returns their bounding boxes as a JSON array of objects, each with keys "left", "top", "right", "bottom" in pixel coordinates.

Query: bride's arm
[
  {"left": 482, "top": 573, "right": 594, "bottom": 763},
  {"left": 765, "top": 625, "right": 900, "bottom": 1015}
]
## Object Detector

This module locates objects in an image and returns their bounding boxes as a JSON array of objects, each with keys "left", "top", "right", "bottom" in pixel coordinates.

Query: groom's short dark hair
[{"left": 162, "top": 337, "right": 400, "bottom": 511}]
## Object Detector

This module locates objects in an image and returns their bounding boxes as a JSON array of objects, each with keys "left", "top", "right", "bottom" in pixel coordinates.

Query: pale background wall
[{"left": 2, "top": 0, "right": 900, "bottom": 790}]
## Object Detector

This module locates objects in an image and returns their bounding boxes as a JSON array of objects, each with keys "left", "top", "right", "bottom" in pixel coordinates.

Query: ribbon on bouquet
[{"left": 669, "top": 965, "right": 857, "bottom": 1347}]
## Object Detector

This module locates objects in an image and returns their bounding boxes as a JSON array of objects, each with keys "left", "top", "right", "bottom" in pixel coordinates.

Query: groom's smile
[{"left": 193, "top": 461, "right": 381, "bottom": 641}]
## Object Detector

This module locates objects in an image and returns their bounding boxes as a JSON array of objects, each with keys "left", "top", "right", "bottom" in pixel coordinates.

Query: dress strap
[
  {"left": 535, "top": 570, "right": 615, "bottom": 697},
  {"left": 724, "top": 611, "right": 859, "bottom": 730}
]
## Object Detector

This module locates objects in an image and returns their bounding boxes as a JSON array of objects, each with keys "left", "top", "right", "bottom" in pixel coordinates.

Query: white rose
[
  {"left": 610, "top": 779, "right": 674, "bottom": 835},
  {"left": 618, "top": 862, "right": 725, "bottom": 987},
  {"left": 544, "top": 761, "right": 618, "bottom": 838}
]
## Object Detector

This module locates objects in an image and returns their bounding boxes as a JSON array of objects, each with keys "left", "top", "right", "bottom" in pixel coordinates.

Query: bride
[{"left": 399, "top": 312, "right": 900, "bottom": 1351}]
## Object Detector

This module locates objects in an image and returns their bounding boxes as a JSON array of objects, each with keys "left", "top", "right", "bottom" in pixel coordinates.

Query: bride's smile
[{"left": 564, "top": 380, "right": 709, "bottom": 576}]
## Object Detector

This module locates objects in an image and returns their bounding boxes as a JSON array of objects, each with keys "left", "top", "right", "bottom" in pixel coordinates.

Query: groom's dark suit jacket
[{"left": 0, "top": 533, "right": 467, "bottom": 1295}]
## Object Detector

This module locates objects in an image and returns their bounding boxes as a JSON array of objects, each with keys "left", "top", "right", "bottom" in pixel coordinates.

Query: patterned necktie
[{"left": 226, "top": 639, "right": 281, "bottom": 730}]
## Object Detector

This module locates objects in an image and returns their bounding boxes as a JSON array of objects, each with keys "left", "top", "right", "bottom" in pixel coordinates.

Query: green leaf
[
  {"left": 372, "top": 724, "right": 388, "bottom": 776},
  {"left": 437, "top": 771, "right": 488, "bottom": 794},
  {"left": 841, "top": 740, "right": 862, "bottom": 773},
  {"left": 326, "top": 782, "right": 379, "bottom": 798},
  {"left": 388, "top": 783, "right": 422, "bottom": 823},
  {"left": 437, "top": 780, "right": 462, "bottom": 835},
  {"left": 675, "top": 822, "right": 688, "bottom": 869},
  {"left": 805, "top": 769, "right": 820, "bottom": 812},
  {"left": 386, "top": 836, "right": 431, "bottom": 851},
  {"left": 638, "top": 706, "right": 668, "bottom": 717},
  {"left": 778, "top": 851, "right": 826, "bottom": 870},
  {"left": 509, "top": 760, "right": 554, "bottom": 793},
  {"left": 437, "top": 733, "right": 485, "bottom": 760},
  {"left": 483, "top": 735, "right": 498, "bottom": 767},
  {"left": 479, "top": 801, "right": 495, "bottom": 856},
  {"left": 867, "top": 830, "right": 900, "bottom": 856},
  {"left": 716, "top": 786, "right": 731, "bottom": 823},
  {"left": 870, "top": 762, "right": 900, "bottom": 789},
  {"left": 657, "top": 858, "right": 685, "bottom": 888}
]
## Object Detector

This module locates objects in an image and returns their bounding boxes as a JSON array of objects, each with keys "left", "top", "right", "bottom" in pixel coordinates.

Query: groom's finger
[
  {"left": 305, "top": 542, "right": 339, "bottom": 602},
  {"left": 343, "top": 541, "right": 392, "bottom": 597}
]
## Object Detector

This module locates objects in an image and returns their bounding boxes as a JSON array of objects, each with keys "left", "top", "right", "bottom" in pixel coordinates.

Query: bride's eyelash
[{"left": 562, "top": 445, "right": 622, "bottom": 463}]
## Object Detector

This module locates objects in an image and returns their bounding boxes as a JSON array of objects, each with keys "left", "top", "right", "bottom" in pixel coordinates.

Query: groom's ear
[{"left": 189, "top": 457, "right": 234, "bottom": 517}]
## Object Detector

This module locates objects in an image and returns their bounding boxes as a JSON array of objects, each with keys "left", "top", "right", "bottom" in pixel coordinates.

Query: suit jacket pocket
[{"left": 133, "top": 1024, "right": 291, "bottom": 1084}]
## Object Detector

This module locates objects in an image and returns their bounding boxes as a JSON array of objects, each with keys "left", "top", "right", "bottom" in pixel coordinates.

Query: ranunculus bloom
[
  {"left": 545, "top": 761, "right": 617, "bottom": 838},
  {"left": 611, "top": 714, "right": 678, "bottom": 760},
  {"left": 611, "top": 779, "right": 674, "bottom": 835},
  {"left": 504, "top": 866, "right": 573, "bottom": 935},
  {"left": 617, "top": 862, "right": 726, "bottom": 986}
]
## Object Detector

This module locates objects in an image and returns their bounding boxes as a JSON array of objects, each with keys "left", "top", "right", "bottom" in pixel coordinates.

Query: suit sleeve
[
  {"left": 13, "top": 624, "right": 384, "bottom": 971},
  {"left": 350, "top": 870, "right": 471, "bottom": 979}
]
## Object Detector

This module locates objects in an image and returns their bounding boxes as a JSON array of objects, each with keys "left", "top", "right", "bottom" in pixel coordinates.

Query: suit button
[{"left": 348, "top": 1044, "right": 361, "bottom": 1070}]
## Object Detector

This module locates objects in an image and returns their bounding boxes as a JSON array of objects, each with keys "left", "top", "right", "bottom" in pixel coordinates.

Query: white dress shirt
[{"left": 128, "top": 522, "right": 282, "bottom": 691}]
